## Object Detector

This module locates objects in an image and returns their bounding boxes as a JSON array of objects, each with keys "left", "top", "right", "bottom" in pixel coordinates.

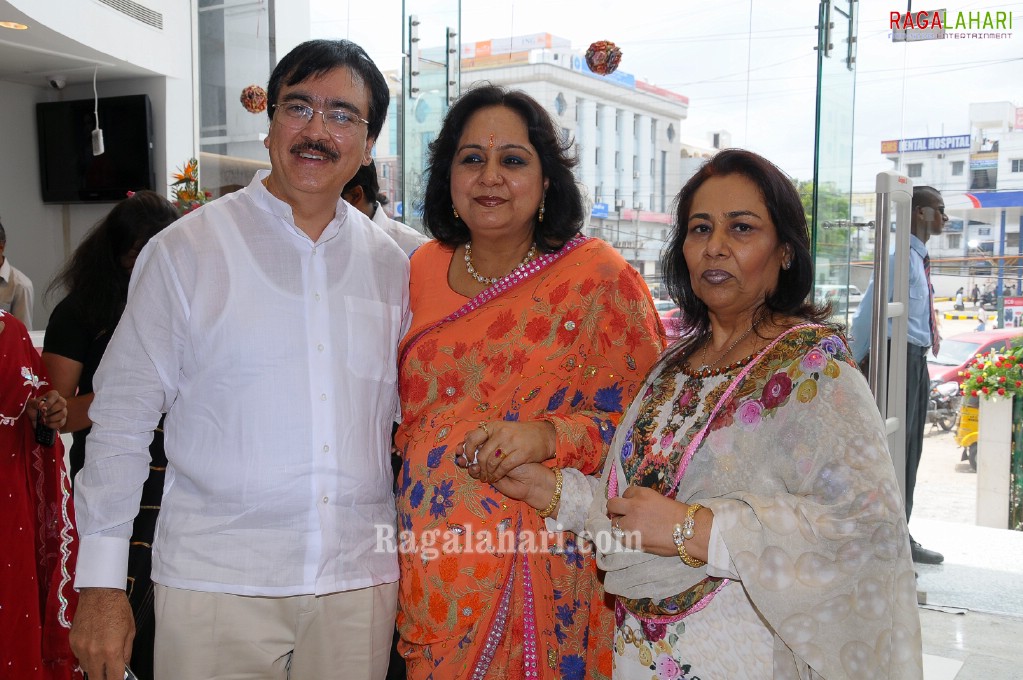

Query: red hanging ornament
[
  {"left": 585, "top": 40, "right": 623, "bottom": 75},
  {"left": 240, "top": 84, "right": 268, "bottom": 114}
]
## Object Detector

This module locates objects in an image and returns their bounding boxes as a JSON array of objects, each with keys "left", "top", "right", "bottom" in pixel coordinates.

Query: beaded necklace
[
  {"left": 697, "top": 324, "right": 755, "bottom": 372},
  {"left": 464, "top": 241, "right": 538, "bottom": 285}
]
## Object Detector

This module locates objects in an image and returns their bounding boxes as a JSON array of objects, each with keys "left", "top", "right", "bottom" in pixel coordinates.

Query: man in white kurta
[{"left": 70, "top": 39, "right": 409, "bottom": 680}]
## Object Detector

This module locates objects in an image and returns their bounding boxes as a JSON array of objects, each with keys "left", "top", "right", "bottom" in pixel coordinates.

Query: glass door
[
  {"left": 812, "top": 0, "right": 859, "bottom": 325},
  {"left": 400, "top": 0, "right": 460, "bottom": 231}
]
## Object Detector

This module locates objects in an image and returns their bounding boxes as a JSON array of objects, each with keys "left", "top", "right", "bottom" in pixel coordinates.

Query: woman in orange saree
[{"left": 393, "top": 85, "right": 663, "bottom": 680}]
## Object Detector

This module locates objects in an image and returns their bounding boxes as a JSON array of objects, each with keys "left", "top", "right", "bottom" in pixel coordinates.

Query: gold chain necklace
[
  {"left": 699, "top": 323, "right": 756, "bottom": 371},
  {"left": 464, "top": 241, "right": 537, "bottom": 285}
]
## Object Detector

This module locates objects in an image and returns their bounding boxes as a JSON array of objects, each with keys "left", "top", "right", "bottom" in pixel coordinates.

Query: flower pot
[{"left": 976, "top": 396, "right": 1014, "bottom": 528}]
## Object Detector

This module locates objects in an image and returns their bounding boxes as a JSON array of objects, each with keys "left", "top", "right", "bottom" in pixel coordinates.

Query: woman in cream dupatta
[{"left": 478, "top": 150, "right": 923, "bottom": 679}]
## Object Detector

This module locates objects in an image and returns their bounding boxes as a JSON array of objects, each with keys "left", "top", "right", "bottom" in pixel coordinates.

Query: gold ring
[{"left": 478, "top": 421, "right": 490, "bottom": 437}]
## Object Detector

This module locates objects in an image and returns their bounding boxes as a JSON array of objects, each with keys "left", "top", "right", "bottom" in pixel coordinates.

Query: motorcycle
[
  {"left": 955, "top": 394, "right": 979, "bottom": 471},
  {"left": 927, "top": 380, "right": 961, "bottom": 432}
]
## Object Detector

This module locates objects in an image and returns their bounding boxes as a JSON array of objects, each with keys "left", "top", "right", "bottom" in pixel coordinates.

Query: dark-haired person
[
  {"left": 851, "top": 185, "right": 947, "bottom": 566},
  {"left": 393, "top": 84, "right": 663, "bottom": 679},
  {"left": 480, "top": 149, "right": 923, "bottom": 678},
  {"left": 0, "top": 219, "right": 36, "bottom": 329},
  {"left": 70, "top": 39, "right": 409, "bottom": 680},
  {"left": 43, "top": 190, "right": 178, "bottom": 680},
  {"left": 343, "top": 159, "right": 427, "bottom": 255}
]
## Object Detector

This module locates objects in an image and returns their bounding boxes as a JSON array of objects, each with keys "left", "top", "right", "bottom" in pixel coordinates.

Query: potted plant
[
  {"left": 961, "top": 341, "right": 1023, "bottom": 530},
  {"left": 171, "top": 158, "right": 212, "bottom": 215}
]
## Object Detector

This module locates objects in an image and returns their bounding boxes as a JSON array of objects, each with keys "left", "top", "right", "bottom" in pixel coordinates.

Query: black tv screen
[{"left": 36, "top": 94, "right": 155, "bottom": 203}]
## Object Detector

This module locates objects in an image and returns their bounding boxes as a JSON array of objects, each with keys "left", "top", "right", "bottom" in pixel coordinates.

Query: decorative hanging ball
[
  {"left": 584, "top": 40, "right": 623, "bottom": 75},
  {"left": 240, "top": 84, "right": 268, "bottom": 114}
]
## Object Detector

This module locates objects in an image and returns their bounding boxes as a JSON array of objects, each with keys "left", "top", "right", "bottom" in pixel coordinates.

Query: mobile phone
[
  {"left": 125, "top": 668, "right": 138, "bottom": 680},
  {"left": 34, "top": 417, "right": 57, "bottom": 447}
]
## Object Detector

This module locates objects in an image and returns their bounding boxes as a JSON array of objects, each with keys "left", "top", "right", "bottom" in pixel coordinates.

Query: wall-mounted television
[{"left": 36, "top": 94, "right": 155, "bottom": 203}]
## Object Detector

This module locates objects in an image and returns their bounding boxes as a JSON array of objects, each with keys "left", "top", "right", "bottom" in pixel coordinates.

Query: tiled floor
[{"left": 912, "top": 410, "right": 1023, "bottom": 678}]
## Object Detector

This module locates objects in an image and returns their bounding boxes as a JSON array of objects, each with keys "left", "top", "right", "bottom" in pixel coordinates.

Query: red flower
[
  {"left": 509, "top": 349, "right": 529, "bottom": 375},
  {"left": 549, "top": 281, "right": 570, "bottom": 306},
  {"left": 452, "top": 342, "right": 468, "bottom": 359},
  {"left": 982, "top": 387, "right": 990, "bottom": 394},
  {"left": 998, "top": 388, "right": 1006, "bottom": 396},
  {"left": 524, "top": 317, "right": 552, "bottom": 344},
  {"left": 487, "top": 310, "right": 516, "bottom": 340},
  {"left": 579, "top": 278, "right": 596, "bottom": 296},
  {"left": 1016, "top": 381, "right": 1022, "bottom": 388},
  {"left": 402, "top": 374, "right": 430, "bottom": 404},
  {"left": 417, "top": 339, "right": 438, "bottom": 363},
  {"left": 761, "top": 373, "right": 793, "bottom": 408},
  {"left": 438, "top": 371, "right": 462, "bottom": 402},
  {"left": 556, "top": 312, "right": 582, "bottom": 345}
]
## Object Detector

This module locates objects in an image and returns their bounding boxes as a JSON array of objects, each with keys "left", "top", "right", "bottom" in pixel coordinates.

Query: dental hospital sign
[{"left": 880, "top": 135, "right": 971, "bottom": 154}]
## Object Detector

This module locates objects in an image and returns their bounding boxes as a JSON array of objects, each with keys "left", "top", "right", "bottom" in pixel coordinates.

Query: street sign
[{"left": 591, "top": 202, "right": 609, "bottom": 219}]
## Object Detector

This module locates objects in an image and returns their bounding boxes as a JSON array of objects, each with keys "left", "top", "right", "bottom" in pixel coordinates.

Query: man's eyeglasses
[{"left": 271, "top": 103, "right": 369, "bottom": 136}]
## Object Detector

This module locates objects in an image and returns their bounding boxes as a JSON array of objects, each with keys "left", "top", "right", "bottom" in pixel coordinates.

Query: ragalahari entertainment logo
[{"left": 890, "top": 9, "right": 1014, "bottom": 41}]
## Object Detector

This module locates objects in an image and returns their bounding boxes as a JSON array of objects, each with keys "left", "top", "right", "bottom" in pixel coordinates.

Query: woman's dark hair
[
  {"left": 420, "top": 83, "right": 583, "bottom": 253},
  {"left": 662, "top": 148, "right": 831, "bottom": 355},
  {"left": 47, "top": 190, "right": 178, "bottom": 330},
  {"left": 267, "top": 39, "right": 389, "bottom": 141}
]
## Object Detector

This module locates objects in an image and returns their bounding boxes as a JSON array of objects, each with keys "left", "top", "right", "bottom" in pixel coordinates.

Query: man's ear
[{"left": 345, "top": 185, "right": 365, "bottom": 206}]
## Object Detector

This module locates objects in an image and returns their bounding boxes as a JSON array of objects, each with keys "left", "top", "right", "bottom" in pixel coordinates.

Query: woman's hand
[
  {"left": 460, "top": 458, "right": 558, "bottom": 512},
  {"left": 26, "top": 390, "right": 68, "bottom": 430},
  {"left": 606, "top": 486, "right": 712, "bottom": 561},
  {"left": 458, "top": 420, "right": 556, "bottom": 484}
]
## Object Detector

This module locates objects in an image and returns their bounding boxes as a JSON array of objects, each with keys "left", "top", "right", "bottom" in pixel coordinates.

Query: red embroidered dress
[
  {"left": 0, "top": 311, "right": 79, "bottom": 680},
  {"left": 395, "top": 238, "right": 664, "bottom": 679}
]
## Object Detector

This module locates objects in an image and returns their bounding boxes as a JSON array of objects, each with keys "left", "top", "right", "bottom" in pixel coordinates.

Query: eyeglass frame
[{"left": 270, "top": 102, "right": 370, "bottom": 136}]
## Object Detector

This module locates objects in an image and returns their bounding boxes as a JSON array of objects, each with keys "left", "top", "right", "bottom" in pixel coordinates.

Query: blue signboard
[{"left": 591, "top": 202, "right": 609, "bottom": 219}]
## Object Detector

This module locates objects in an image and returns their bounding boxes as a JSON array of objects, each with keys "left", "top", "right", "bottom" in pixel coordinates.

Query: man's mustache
[{"left": 290, "top": 141, "right": 340, "bottom": 162}]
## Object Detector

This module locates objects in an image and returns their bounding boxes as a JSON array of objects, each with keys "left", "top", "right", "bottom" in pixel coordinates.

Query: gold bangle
[
  {"left": 537, "top": 468, "right": 564, "bottom": 519},
  {"left": 671, "top": 502, "right": 706, "bottom": 568}
]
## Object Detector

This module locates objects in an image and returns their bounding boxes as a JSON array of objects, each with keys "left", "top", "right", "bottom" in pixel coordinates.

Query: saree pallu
[
  {"left": 395, "top": 238, "right": 664, "bottom": 680},
  {"left": 0, "top": 311, "right": 80, "bottom": 680}
]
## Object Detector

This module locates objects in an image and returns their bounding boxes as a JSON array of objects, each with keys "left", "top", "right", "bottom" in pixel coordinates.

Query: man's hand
[{"left": 70, "top": 588, "right": 135, "bottom": 680}]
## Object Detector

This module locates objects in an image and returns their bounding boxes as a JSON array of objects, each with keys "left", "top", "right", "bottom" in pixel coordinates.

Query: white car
[{"left": 815, "top": 284, "right": 863, "bottom": 313}]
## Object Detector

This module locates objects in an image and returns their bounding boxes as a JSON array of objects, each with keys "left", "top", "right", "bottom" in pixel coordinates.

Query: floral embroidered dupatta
[
  {"left": 394, "top": 237, "right": 664, "bottom": 680},
  {"left": 0, "top": 311, "right": 80, "bottom": 680}
]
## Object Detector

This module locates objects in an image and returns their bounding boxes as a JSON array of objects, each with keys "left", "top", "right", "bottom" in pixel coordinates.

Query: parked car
[
  {"left": 659, "top": 307, "right": 684, "bottom": 338},
  {"left": 926, "top": 328, "right": 1023, "bottom": 385},
  {"left": 814, "top": 283, "right": 863, "bottom": 313}
]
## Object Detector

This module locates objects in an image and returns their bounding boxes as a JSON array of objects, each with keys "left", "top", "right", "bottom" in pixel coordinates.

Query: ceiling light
[{"left": 0, "top": 21, "right": 29, "bottom": 30}]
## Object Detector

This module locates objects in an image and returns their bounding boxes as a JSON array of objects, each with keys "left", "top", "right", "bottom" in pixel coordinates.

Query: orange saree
[{"left": 395, "top": 236, "right": 663, "bottom": 679}]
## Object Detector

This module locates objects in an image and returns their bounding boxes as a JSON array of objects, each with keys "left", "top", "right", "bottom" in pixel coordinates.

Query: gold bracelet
[
  {"left": 537, "top": 468, "right": 564, "bottom": 519},
  {"left": 671, "top": 502, "right": 706, "bottom": 568}
]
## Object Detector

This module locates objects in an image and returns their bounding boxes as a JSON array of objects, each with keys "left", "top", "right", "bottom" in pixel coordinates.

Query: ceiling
[{"left": 0, "top": 1, "right": 154, "bottom": 88}]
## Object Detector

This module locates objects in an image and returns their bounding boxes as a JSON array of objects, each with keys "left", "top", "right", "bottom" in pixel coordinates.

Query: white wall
[{"left": 2, "top": 0, "right": 197, "bottom": 329}]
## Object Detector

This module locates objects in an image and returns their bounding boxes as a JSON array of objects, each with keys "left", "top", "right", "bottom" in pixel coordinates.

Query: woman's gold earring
[
  {"left": 537, "top": 199, "right": 545, "bottom": 223},
  {"left": 453, "top": 206, "right": 460, "bottom": 220}
]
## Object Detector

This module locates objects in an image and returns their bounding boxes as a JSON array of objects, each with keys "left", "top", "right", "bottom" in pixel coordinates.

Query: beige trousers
[{"left": 153, "top": 582, "right": 398, "bottom": 680}]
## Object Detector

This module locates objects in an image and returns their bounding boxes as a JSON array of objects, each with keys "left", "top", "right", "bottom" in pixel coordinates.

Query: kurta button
[
  {"left": 317, "top": 343, "right": 325, "bottom": 351},
  {"left": 323, "top": 444, "right": 330, "bottom": 452},
  {"left": 320, "top": 393, "right": 327, "bottom": 401},
  {"left": 322, "top": 496, "right": 329, "bottom": 504},
  {"left": 315, "top": 293, "right": 321, "bottom": 301}
]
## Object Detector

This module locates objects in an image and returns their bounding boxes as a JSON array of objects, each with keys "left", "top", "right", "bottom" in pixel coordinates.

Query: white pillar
[
  {"left": 619, "top": 110, "right": 635, "bottom": 209},
  {"left": 636, "top": 115, "right": 652, "bottom": 210},
  {"left": 578, "top": 99, "right": 598, "bottom": 199},
  {"left": 976, "top": 396, "right": 1014, "bottom": 528},
  {"left": 599, "top": 104, "right": 616, "bottom": 203}
]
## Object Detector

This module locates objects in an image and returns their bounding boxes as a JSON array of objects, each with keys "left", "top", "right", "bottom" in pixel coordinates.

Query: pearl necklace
[
  {"left": 699, "top": 323, "right": 756, "bottom": 371},
  {"left": 464, "top": 241, "right": 538, "bottom": 285}
]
